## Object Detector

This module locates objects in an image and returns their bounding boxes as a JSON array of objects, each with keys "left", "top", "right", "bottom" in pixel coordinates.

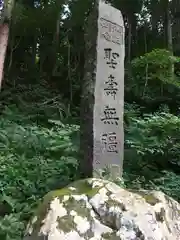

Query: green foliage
[
  {"left": 126, "top": 111, "right": 180, "bottom": 167},
  {"left": 1, "top": 0, "right": 180, "bottom": 238},
  {"left": 1, "top": 99, "right": 180, "bottom": 239},
  {"left": 1, "top": 81, "right": 75, "bottom": 124},
  {"left": 124, "top": 108, "right": 180, "bottom": 202},
  {"left": 128, "top": 49, "right": 180, "bottom": 103},
  {"left": 123, "top": 170, "right": 180, "bottom": 202},
  {"left": 132, "top": 49, "right": 180, "bottom": 87},
  {"left": 0, "top": 106, "right": 79, "bottom": 240}
]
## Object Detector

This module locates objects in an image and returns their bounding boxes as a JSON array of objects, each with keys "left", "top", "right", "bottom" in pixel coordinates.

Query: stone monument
[{"left": 80, "top": 0, "right": 125, "bottom": 179}]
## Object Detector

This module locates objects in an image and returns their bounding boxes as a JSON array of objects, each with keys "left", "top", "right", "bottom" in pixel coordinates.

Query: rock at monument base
[{"left": 24, "top": 178, "right": 180, "bottom": 240}]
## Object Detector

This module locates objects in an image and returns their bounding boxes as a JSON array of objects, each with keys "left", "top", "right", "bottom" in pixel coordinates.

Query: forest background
[{"left": 0, "top": 0, "right": 180, "bottom": 239}]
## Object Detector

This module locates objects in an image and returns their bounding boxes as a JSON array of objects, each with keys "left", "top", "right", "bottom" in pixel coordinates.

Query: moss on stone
[
  {"left": 25, "top": 178, "right": 180, "bottom": 240},
  {"left": 46, "top": 179, "right": 102, "bottom": 198},
  {"left": 63, "top": 196, "right": 92, "bottom": 219},
  {"left": 142, "top": 194, "right": 160, "bottom": 206},
  {"left": 27, "top": 197, "right": 51, "bottom": 234},
  {"left": 130, "top": 190, "right": 160, "bottom": 206},
  {"left": 106, "top": 198, "right": 126, "bottom": 212},
  {"left": 44, "top": 188, "right": 72, "bottom": 200},
  {"left": 102, "top": 232, "right": 120, "bottom": 239},
  {"left": 25, "top": 179, "right": 104, "bottom": 235},
  {"left": 57, "top": 215, "right": 75, "bottom": 233},
  {"left": 69, "top": 179, "right": 102, "bottom": 197},
  {"left": 72, "top": 200, "right": 91, "bottom": 217}
]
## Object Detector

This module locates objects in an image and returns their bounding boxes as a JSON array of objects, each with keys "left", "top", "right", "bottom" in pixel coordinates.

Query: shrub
[
  {"left": 0, "top": 106, "right": 79, "bottom": 239},
  {"left": 124, "top": 110, "right": 180, "bottom": 202}
]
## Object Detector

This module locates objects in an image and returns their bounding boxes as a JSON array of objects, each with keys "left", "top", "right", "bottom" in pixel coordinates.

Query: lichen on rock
[{"left": 24, "top": 178, "right": 180, "bottom": 240}]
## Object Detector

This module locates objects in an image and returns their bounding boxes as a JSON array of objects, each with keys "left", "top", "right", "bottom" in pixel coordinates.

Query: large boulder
[{"left": 24, "top": 178, "right": 180, "bottom": 240}]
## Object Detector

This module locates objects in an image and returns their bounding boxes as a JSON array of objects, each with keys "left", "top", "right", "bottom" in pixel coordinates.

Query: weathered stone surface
[
  {"left": 80, "top": 0, "right": 125, "bottom": 179},
  {"left": 24, "top": 178, "right": 180, "bottom": 239},
  {"left": 93, "top": 0, "right": 125, "bottom": 174}
]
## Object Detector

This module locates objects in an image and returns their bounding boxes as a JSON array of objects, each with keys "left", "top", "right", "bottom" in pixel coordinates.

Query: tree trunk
[
  {"left": 0, "top": 23, "right": 9, "bottom": 89},
  {"left": 0, "top": 0, "right": 14, "bottom": 89},
  {"left": 127, "top": 18, "right": 132, "bottom": 79},
  {"left": 150, "top": 0, "right": 159, "bottom": 45},
  {"left": 167, "top": 4, "right": 173, "bottom": 53},
  {"left": 171, "top": 0, "right": 180, "bottom": 55},
  {"left": 167, "top": 1, "right": 174, "bottom": 77},
  {"left": 52, "top": 13, "right": 61, "bottom": 76},
  {"left": 164, "top": 0, "right": 174, "bottom": 77}
]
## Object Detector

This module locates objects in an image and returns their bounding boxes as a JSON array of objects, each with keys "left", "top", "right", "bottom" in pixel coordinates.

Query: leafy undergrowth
[
  {"left": 123, "top": 171, "right": 180, "bottom": 202},
  {"left": 0, "top": 106, "right": 80, "bottom": 239},
  {"left": 0, "top": 100, "right": 180, "bottom": 239},
  {"left": 124, "top": 107, "right": 180, "bottom": 202}
]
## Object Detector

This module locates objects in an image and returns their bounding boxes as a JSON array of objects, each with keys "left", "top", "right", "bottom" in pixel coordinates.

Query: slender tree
[{"left": 0, "top": 0, "right": 14, "bottom": 89}]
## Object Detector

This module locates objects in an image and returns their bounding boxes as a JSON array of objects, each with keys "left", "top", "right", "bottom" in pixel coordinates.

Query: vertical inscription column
[
  {"left": 80, "top": 0, "right": 125, "bottom": 179},
  {"left": 93, "top": 0, "right": 125, "bottom": 177}
]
